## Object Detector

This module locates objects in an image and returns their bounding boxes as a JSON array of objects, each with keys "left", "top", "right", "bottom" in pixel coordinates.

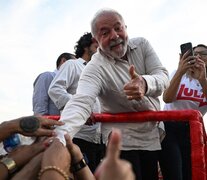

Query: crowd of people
[
  {"left": 0, "top": 117, "right": 133, "bottom": 180},
  {"left": 0, "top": 8, "right": 207, "bottom": 180}
]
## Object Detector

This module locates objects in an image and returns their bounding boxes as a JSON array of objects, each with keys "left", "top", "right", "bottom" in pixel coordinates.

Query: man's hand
[
  {"left": 94, "top": 129, "right": 135, "bottom": 180},
  {"left": 8, "top": 140, "right": 46, "bottom": 168},
  {"left": 65, "top": 134, "right": 83, "bottom": 164},
  {"left": 85, "top": 114, "right": 96, "bottom": 125},
  {"left": 41, "top": 138, "right": 70, "bottom": 172},
  {"left": 124, "top": 65, "right": 147, "bottom": 100},
  {"left": 17, "top": 116, "right": 64, "bottom": 137}
]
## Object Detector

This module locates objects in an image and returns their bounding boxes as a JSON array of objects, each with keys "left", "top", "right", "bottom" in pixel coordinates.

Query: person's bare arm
[
  {"left": 0, "top": 162, "right": 9, "bottom": 180},
  {"left": 40, "top": 138, "right": 72, "bottom": 180},
  {"left": 0, "top": 140, "right": 46, "bottom": 180},
  {"left": 11, "top": 153, "right": 43, "bottom": 180},
  {"left": 65, "top": 134, "right": 95, "bottom": 180},
  {"left": 0, "top": 119, "right": 19, "bottom": 142},
  {"left": 0, "top": 116, "right": 64, "bottom": 142}
]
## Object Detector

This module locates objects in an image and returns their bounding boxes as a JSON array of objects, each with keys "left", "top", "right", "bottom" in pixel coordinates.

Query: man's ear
[
  {"left": 61, "top": 57, "right": 67, "bottom": 64},
  {"left": 57, "top": 57, "right": 67, "bottom": 69},
  {"left": 84, "top": 47, "right": 89, "bottom": 53}
]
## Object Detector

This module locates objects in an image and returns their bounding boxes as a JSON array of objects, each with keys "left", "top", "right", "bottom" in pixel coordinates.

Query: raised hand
[
  {"left": 124, "top": 65, "right": 147, "bottom": 100},
  {"left": 94, "top": 128, "right": 135, "bottom": 180},
  {"left": 177, "top": 50, "right": 196, "bottom": 77},
  {"left": 65, "top": 134, "right": 95, "bottom": 180}
]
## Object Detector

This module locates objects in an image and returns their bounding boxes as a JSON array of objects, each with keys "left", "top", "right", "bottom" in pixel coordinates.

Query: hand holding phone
[
  {"left": 180, "top": 42, "right": 196, "bottom": 65},
  {"left": 180, "top": 42, "right": 194, "bottom": 57}
]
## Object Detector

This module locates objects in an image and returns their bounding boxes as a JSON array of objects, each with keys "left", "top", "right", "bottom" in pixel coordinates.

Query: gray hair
[{"left": 91, "top": 8, "right": 125, "bottom": 37}]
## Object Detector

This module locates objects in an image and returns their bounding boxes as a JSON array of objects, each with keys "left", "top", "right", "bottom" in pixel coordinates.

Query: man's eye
[
  {"left": 115, "top": 27, "right": 121, "bottom": 31},
  {"left": 101, "top": 31, "right": 108, "bottom": 36},
  {"left": 115, "top": 26, "right": 123, "bottom": 32},
  {"left": 101, "top": 31, "right": 109, "bottom": 36}
]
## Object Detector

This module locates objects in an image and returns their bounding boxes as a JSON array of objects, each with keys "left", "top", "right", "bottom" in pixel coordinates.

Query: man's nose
[{"left": 110, "top": 29, "right": 119, "bottom": 40}]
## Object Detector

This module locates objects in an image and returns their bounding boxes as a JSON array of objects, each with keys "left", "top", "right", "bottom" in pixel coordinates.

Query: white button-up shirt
[
  {"left": 49, "top": 58, "right": 102, "bottom": 144},
  {"left": 56, "top": 37, "right": 169, "bottom": 150}
]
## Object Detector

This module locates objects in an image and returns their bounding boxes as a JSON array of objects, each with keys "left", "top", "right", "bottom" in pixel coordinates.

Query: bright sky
[{"left": 0, "top": 0, "right": 206, "bottom": 127}]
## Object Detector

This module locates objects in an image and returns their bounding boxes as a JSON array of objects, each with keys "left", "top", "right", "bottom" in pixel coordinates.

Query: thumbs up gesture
[
  {"left": 94, "top": 129, "right": 135, "bottom": 180},
  {"left": 124, "top": 65, "right": 147, "bottom": 100}
]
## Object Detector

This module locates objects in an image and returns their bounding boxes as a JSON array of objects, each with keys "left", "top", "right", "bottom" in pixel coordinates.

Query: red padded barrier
[
  {"left": 44, "top": 109, "right": 207, "bottom": 180},
  {"left": 43, "top": 115, "right": 60, "bottom": 121}
]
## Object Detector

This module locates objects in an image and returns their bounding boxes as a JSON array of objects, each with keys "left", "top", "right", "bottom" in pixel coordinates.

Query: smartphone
[{"left": 180, "top": 42, "right": 194, "bottom": 57}]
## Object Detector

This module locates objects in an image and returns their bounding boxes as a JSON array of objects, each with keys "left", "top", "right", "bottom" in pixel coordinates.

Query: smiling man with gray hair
[{"left": 56, "top": 8, "right": 169, "bottom": 180}]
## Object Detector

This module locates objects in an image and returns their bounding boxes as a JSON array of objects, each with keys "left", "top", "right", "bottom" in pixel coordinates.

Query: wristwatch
[
  {"left": 0, "top": 157, "right": 17, "bottom": 174},
  {"left": 19, "top": 116, "right": 40, "bottom": 133},
  {"left": 71, "top": 157, "right": 87, "bottom": 173}
]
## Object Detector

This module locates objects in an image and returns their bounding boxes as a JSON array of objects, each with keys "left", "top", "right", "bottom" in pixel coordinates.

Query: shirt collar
[
  {"left": 128, "top": 40, "right": 137, "bottom": 50},
  {"left": 77, "top": 58, "right": 87, "bottom": 65}
]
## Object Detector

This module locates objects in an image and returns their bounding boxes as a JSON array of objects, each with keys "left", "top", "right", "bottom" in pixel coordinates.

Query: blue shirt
[{"left": 33, "top": 70, "right": 60, "bottom": 115}]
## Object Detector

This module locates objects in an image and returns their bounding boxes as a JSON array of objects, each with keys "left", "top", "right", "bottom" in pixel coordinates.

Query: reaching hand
[
  {"left": 11, "top": 153, "right": 43, "bottom": 180},
  {"left": 17, "top": 116, "right": 64, "bottom": 137},
  {"left": 65, "top": 134, "right": 95, "bottom": 180},
  {"left": 85, "top": 114, "right": 96, "bottom": 125},
  {"left": 94, "top": 128, "right": 135, "bottom": 180},
  {"left": 124, "top": 65, "right": 146, "bottom": 100},
  {"left": 0, "top": 116, "right": 64, "bottom": 143},
  {"left": 8, "top": 140, "right": 46, "bottom": 169},
  {"left": 65, "top": 134, "right": 83, "bottom": 164},
  {"left": 41, "top": 138, "right": 70, "bottom": 172}
]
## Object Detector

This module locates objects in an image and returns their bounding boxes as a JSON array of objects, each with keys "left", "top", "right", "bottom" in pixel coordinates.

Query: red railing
[{"left": 45, "top": 109, "right": 207, "bottom": 180}]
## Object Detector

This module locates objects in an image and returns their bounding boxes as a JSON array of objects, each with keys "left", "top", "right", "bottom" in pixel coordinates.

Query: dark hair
[
  {"left": 74, "top": 32, "right": 93, "bottom": 58},
  {"left": 56, "top": 52, "right": 75, "bottom": 68},
  {"left": 193, "top": 44, "right": 207, "bottom": 50}
]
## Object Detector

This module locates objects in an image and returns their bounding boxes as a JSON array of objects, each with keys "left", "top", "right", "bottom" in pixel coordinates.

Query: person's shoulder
[
  {"left": 38, "top": 71, "right": 54, "bottom": 78},
  {"left": 63, "top": 59, "right": 80, "bottom": 67},
  {"left": 128, "top": 37, "right": 152, "bottom": 52},
  {"left": 33, "top": 71, "right": 54, "bottom": 86},
  {"left": 38, "top": 71, "right": 53, "bottom": 75},
  {"left": 58, "top": 59, "right": 78, "bottom": 71},
  {"left": 65, "top": 59, "right": 77, "bottom": 64},
  {"left": 129, "top": 37, "right": 148, "bottom": 45}
]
